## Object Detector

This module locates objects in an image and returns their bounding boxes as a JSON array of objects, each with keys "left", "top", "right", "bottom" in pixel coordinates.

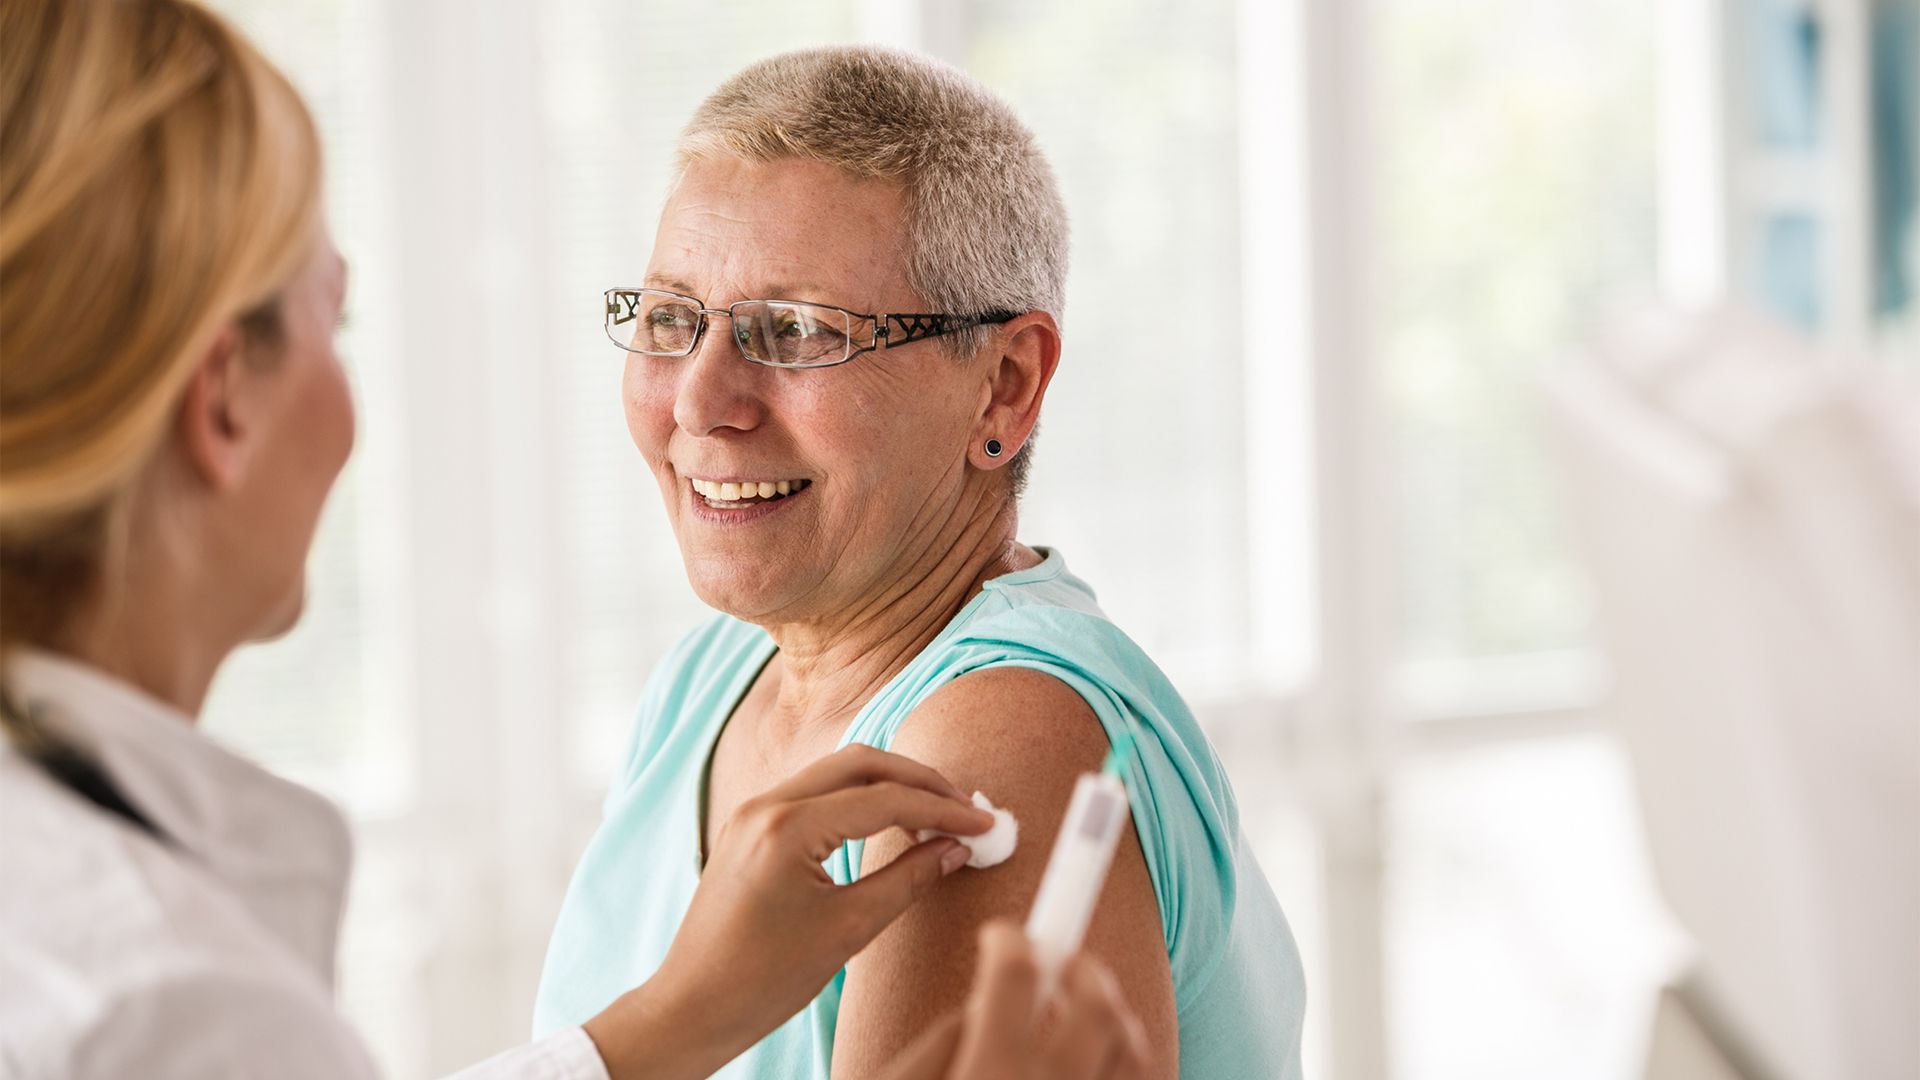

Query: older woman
[
  {"left": 0, "top": 4, "right": 1145, "bottom": 1078},
  {"left": 535, "top": 47, "right": 1306, "bottom": 1078}
]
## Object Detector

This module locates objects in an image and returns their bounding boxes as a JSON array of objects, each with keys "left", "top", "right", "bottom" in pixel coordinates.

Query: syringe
[{"left": 1022, "top": 732, "right": 1136, "bottom": 1003}]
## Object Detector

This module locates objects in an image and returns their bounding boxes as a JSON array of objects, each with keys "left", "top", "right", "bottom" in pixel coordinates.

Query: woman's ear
[
  {"left": 174, "top": 326, "right": 253, "bottom": 491},
  {"left": 969, "top": 311, "right": 1061, "bottom": 472}
]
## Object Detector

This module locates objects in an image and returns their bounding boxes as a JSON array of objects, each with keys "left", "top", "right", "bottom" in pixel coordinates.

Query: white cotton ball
[{"left": 919, "top": 791, "right": 1019, "bottom": 869}]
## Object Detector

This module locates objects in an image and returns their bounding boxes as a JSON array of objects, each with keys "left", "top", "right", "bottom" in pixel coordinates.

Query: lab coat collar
[{"left": 3, "top": 648, "right": 354, "bottom": 990}]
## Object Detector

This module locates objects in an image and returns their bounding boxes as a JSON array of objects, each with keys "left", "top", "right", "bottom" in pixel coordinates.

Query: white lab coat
[{"left": 0, "top": 650, "right": 609, "bottom": 1080}]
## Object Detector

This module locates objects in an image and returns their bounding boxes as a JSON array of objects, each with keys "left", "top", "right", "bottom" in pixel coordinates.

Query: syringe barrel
[{"left": 1023, "top": 771, "right": 1129, "bottom": 993}]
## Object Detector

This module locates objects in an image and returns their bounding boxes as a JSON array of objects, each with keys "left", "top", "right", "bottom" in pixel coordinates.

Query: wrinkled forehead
[{"left": 646, "top": 155, "right": 917, "bottom": 312}]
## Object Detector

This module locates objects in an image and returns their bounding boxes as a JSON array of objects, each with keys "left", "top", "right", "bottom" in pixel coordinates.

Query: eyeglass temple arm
[{"left": 877, "top": 311, "right": 1022, "bottom": 349}]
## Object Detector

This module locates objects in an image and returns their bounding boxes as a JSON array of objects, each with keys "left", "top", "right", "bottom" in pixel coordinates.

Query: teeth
[{"left": 689, "top": 477, "right": 808, "bottom": 503}]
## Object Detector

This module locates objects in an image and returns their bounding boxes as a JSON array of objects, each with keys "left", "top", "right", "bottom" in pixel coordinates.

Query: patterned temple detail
[{"left": 886, "top": 313, "right": 957, "bottom": 346}]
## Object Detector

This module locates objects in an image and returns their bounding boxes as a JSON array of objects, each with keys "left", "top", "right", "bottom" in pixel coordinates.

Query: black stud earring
[{"left": 984, "top": 439, "right": 1004, "bottom": 458}]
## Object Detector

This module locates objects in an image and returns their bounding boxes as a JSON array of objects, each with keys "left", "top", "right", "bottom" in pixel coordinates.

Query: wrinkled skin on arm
[{"left": 830, "top": 667, "right": 1179, "bottom": 1079}]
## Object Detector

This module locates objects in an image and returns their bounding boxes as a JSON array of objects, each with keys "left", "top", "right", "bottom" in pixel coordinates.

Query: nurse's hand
[
  {"left": 583, "top": 744, "right": 993, "bottom": 1080},
  {"left": 881, "top": 922, "right": 1155, "bottom": 1080}
]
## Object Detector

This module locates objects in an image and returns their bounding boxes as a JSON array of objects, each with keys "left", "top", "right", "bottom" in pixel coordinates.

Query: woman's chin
[
  {"left": 249, "top": 581, "right": 308, "bottom": 643},
  {"left": 683, "top": 559, "right": 802, "bottom": 623}
]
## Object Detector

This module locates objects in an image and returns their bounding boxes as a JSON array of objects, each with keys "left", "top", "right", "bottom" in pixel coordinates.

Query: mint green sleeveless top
[{"left": 533, "top": 549, "right": 1305, "bottom": 1077}]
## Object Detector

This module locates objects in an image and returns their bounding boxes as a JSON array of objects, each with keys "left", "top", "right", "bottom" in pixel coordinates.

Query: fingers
[
  {"left": 833, "top": 837, "right": 969, "bottom": 949},
  {"left": 795, "top": 781, "right": 994, "bottom": 858},
  {"left": 1039, "top": 953, "right": 1150, "bottom": 1080},
  {"left": 948, "top": 921, "right": 1040, "bottom": 1076},
  {"left": 770, "top": 742, "right": 972, "bottom": 803},
  {"left": 871, "top": 1011, "right": 964, "bottom": 1080},
  {"left": 940, "top": 926, "right": 1152, "bottom": 1080}
]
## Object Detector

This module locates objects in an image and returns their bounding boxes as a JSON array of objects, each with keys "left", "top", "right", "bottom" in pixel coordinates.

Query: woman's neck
[
  {"left": 62, "top": 621, "right": 221, "bottom": 720},
  {"left": 58, "top": 523, "right": 231, "bottom": 721},
  {"left": 757, "top": 496, "right": 1036, "bottom": 733}
]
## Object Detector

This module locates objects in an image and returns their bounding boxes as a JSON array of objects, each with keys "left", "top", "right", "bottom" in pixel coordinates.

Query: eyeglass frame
[{"left": 603, "top": 287, "right": 1021, "bottom": 369}]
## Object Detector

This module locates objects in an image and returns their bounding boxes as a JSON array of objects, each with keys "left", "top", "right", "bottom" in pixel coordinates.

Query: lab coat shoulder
[{"left": 0, "top": 753, "right": 379, "bottom": 1079}]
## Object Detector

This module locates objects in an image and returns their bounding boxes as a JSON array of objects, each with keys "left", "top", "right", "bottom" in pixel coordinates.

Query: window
[
  {"left": 201, "top": 0, "right": 406, "bottom": 809},
  {"left": 1719, "top": 0, "right": 1920, "bottom": 361},
  {"left": 965, "top": 0, "right": 1309, "bottom": 695},
  {"left": 1375, "top": 0, "right": 1656, "bottom": 674}
]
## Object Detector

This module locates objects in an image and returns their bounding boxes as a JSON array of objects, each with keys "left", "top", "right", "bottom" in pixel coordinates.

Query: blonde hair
[
  {"left": 678, "top": 46, "right": 1069, "bottom": 493},
  {"left": 0, "top": 0, "right": 322, "bottom": 660}
]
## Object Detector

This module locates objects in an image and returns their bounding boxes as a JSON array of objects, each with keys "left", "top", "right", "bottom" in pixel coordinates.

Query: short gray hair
[{"left": 676, "top": 45, "right": 1068, "bottom": 495}]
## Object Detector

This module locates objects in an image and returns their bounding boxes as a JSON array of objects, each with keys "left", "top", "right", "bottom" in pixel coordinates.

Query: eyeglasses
[{"left": 603, "top": 287, "right": 1019, "bottom": 369}]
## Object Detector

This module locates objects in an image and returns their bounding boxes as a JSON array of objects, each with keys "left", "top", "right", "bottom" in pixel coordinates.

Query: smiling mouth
[{"left": 690, "top": 477, "right": 812, "bottom": 509}]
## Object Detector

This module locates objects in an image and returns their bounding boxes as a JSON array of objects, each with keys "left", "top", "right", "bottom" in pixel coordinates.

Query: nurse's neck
[
  {"left": 56, "top": 479, "right": 269, "bottom": 723},
  {"left": 59, "top": 555, "right": 236, "bottom": 722},
  {"left": 62, "top": 613, "right": 227, "bottom": 722}
]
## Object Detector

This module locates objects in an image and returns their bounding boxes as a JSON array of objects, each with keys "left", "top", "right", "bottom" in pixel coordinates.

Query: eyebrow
[
  {"left": 640, "top": 277, "right": 867, "bottom": 311},
  {"left": 643, "top": 273, "right": 698, "bottom": 296}
]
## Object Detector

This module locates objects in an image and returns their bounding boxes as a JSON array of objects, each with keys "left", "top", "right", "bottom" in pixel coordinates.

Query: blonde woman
[{"left": 0, "top": 2, "right": 1149, "bottom": 1078}]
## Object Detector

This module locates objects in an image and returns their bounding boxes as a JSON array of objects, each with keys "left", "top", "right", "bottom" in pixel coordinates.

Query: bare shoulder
[
  {"left": 829, "top": 665, "right": 1179, "bottom": 1079},
  {"left": 887, "top": 665, "right": 1110, "bottom": 797}
]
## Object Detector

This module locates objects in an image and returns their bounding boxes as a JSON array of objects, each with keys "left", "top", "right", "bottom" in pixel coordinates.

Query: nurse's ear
[{"left": 174, "top": 323, "right": 263, "bottom": 491}]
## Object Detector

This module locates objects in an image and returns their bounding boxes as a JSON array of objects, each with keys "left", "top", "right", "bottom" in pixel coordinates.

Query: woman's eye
[{"left": 776, "top": 319, "right": 842, "bottom": 342}]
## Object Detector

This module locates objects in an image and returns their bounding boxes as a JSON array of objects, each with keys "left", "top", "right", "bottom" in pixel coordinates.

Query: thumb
[{"left": 836, "top": 837, "right": 966, "bottom": 947}]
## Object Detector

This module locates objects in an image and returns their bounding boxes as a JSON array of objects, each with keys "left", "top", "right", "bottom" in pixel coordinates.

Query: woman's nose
[{"left": 671, "top": 317, "right": 766, "bottom": 438}]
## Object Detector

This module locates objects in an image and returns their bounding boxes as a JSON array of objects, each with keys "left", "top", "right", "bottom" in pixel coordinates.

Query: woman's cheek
[
  {"left": 622, "top": 356, "right": 677, "bottom": 459},
  {"left": 325, "top": 354, "right": 357, "bottom": 474}
]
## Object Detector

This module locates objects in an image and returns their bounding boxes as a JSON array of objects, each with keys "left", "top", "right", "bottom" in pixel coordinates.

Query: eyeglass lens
[{"left": 607, "top": 290, "right": 860, "bottom": 366}]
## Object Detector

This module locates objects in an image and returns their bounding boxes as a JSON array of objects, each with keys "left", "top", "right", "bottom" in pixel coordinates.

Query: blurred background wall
[{"left": 193, "top": 1, "right": 1919, "bottom": 1077}]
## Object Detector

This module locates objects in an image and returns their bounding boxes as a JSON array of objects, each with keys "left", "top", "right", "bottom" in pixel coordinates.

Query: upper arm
[{"left": 828, "top": 666, "right": 1178, "bottom": 1079}]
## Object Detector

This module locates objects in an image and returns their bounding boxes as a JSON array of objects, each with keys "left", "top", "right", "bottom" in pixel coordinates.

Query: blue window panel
[
  {"left": 1746, "top": 0, "right": 1824, "bottom": 150},
  {"left": 1758, "top": 212, "right": 1824, "bottom": 330},
  {"left": 1872, "top": 1, "right": 1918, "bottom": 317}
]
